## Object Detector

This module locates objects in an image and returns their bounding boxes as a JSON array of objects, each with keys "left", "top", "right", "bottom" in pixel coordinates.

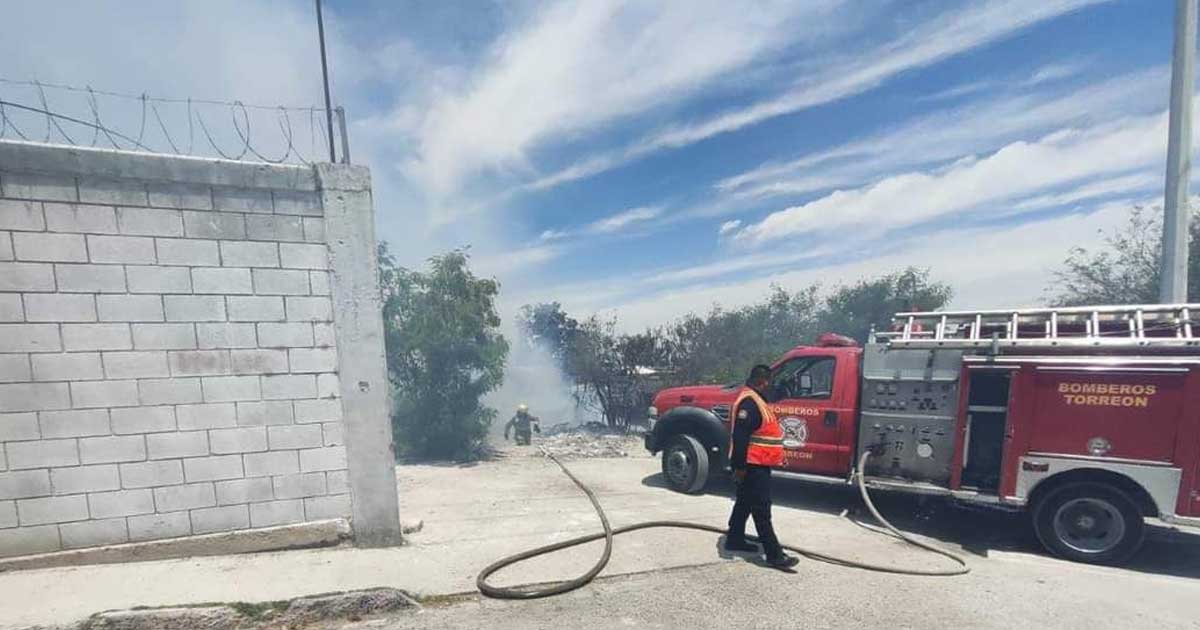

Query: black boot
[
  {"left": 766, "top": 552, "right": 800, "bottom": 569},
  {"left": 724, "top": 537, "right": 760, "bottom": 553}
]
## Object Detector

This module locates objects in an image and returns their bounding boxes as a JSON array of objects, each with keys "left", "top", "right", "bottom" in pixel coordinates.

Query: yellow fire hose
[{"left": 477, "top": 451, "right": 969, "bottom": 599}]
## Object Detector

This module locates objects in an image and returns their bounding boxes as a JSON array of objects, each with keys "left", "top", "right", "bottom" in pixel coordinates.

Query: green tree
[
  {"left": 380, "top": 245, "right": 508, "bottom": 460},
  {"left": 820, "top": 267, "right": 953, "bottom": 342},
  {"left": 516, "top": 302, "right": 579, "bottom": 366}
]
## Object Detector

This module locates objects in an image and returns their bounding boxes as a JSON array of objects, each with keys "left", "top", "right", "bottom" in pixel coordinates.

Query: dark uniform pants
[
  {"left": 727, "top": 465, "right": 784, "bottom": 558},
  {"left": 515, "top": 430, "right": 532, "bottom": 445}
]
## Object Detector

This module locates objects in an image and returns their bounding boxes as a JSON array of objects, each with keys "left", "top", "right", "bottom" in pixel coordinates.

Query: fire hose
[{"left": 477, "top": 450, "right": 969, "bottom": 599}]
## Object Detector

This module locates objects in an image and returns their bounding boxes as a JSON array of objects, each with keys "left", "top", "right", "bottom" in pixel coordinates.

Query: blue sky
[{"left": 0, "top": 0, "right": 1189, "bottom": 330}]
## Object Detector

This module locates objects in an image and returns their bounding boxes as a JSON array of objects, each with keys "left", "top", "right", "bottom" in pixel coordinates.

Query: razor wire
[{"left": 0, "top": 77, "right": 337, "bottom": 165}]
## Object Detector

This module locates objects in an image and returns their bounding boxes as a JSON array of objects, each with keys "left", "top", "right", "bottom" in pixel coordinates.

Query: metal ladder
[{"left": 874, "top": 303, "right": 1200, "bottom": 349}]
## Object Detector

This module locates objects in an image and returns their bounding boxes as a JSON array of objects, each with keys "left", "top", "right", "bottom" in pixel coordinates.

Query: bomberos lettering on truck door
[{"left": 1057, "top": 382, "right": 1157, "bottom": 408}]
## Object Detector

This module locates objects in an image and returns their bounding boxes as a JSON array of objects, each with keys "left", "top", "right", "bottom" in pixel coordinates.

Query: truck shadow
[{"left": 642, "top": 472, "right": 1200, "bottom": 580}]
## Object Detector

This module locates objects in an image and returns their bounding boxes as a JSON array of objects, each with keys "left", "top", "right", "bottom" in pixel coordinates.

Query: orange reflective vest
[{"left": 729, "top": 388, "right": 784, "bottom": 467}]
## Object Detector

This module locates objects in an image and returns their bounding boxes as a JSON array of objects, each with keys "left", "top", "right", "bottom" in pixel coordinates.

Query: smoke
[{"left": 484, "top": 329, "right": 595, "bottom": 440}]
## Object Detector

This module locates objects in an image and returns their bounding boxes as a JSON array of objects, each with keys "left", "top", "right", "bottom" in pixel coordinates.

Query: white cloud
[
  {"left": 473, "top": 245, "right": 563, "bottom": 276},
  {"left": 1010, "top": 172, "right": 1160, "bottom": 212},
  {"left": 586, "top": 205, "right": 662, "bottom": 234},
  {"left": 1026, "top": 61, "right": 1086, "bottom": 86},
  {"left": 718, "top": 220, "right": 742, "bottom": 236}
]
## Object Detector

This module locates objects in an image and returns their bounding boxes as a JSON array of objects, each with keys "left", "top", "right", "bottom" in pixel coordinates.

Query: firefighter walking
[
  {"left": 504, "top": 404, "right": 541, "bottom": 446},
  {"left": 725, "top": 364, "right": 800, "bottom": 569}
]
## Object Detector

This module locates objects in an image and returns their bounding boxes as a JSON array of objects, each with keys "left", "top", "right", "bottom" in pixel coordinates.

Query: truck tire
[
  {"left": 661, "top": 434, "right": 709, "bottom": 494},
  {"left": 1032, "top": 482, "right": 1145, "bottom": 565}
]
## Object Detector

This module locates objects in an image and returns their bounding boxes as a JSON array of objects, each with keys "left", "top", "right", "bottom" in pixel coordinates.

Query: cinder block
[
  {"left": 213, "top": 187, "right": 272, "bottom": 214},
  {"left": 80, "top": 435, "right": 146, "bottom": 464},
  {"left": 220, "top": 241, "right": 278, "bottom": 267},
  {"left": 70, "top": 379, "right": 139, "bottom": 409},
  {"left": 183, "top": 454, "right": 244, "bottom": 482},
  {"left": 44, "top": 202, "right": 119, "bottom": 234},
  {"left": 168, "top": 350, "right": 231, "bottom": 377},
  {"left": 78, "top": 177, "right": 148, "bottom": 206},
  {"left": 284, "top": 297, "right": 332, "bottom": 322},
  {"left": 127, "top": 266, "right": 191, "bottom": 294},
  {"left": 232, "top": 349, "right": 288, "bottom": 375},
  {"left": 209, "top": 427, "right": 267, "bottom": 454},
  {"left": 146, "top": 431, "right": 208, "bottom": 460},
  {"left": 88, "top": 488, "right": 155, "bottom": 518},
  {"left": 246, "top": 214, "right": 303, "bottom": 241},
  {"left": 215, "top": 477, "right": 273, "bottom": 506},
  {"left": 18, "top": 494, "right": 89, "bottom": 525},
  {"left": 0, "top": 354, "right": 31, "bottom": 383},
  {"left": 87, "top": 235, "right": 156, "bottom": 264},
  {"left": 117, "top": 207, "right": 182, "bottom": 236},
  {"left": 62, "top": 324, "right": 131, "bottom": 351},
  {"left": 24, "top": 293, "right": 96, "bottom": 322},
  {"left": 0, "top": 382, "right": 70, "bottom": 413},
  {"left": 322, "top": 422, "right": 344, "bottom": 447},
  {"left": 250, "top": 499, "right": 304, "bottom": 527},
  {"left": 0, "top": 199, "right": 47, "bottom": 230},
  {"left": 155, "top": 482, "right": 218, "bottom": 514},
  {"left": 139, "top": 377, "right": 202, "bottom": 405},
  {"left": 304, "top": 494, "right": 350, "bottom": 520},
  {"left": 164, "top": 295, "right": 226, "bottom": 322},
  {"left": 201, "top": 375, "right": 261, "bottom": 402},
  {"left": 0, "top": 524, "right": 61, "bottom": 557},
  {"left": 0, "top": 412, "right": 39, "bottom": 441},
  {"left": 236, "top": 401, "right": 294, "bottom": 427},
  {"left": 60, "top": 517, "right": 129, "bottom": 548},
  {"left": 183, "top": 210, "right": 244, "bottom": 240},
  {"left": 7, "top": 439, "right": 79, "bottom": 469},
  {"left": 110, "top": 405, "right": 176, "bottom": 434},
  {"left": 299, "top": 446, "right": 346, "bottom": 473},
  {"left": 251, "top": 269, "right": 310, "bottom": 295},
  {"left": 0, "top": 262, "right": 55, "bottom": 291},
  {"left": 56, "top": 264, "right": 127, "bottom": 293},
  {"left": 289, "top": 348, "right": 337, "bottom": 373},
  {"left": 120, "top": 460, "right": 184, "bottom": 489},
  {"left": 312, "top": 323, "right": 335, "bottom": 347},
  {"left": 5, "top": 173, "right": 76, "bottom": 203},
  {"left": 190, "top": 504, "right": 249, "bottom": 534},
  {"left": 293, "top": 399, "right": 341, "bottom": 424},
  {"left": 176, "top": 403, "right": 236, "bottom": 430},
  {"left": 39, "top": 409, "right": 110, "bottom": 439},
  {"left": 148, "top": 182, "right": 212, "bottom": 211},
  {"left": 325, "top": 470, "right": 348, "bottom": 495},
  {"left": 272, "top": 190, "right": 322, "bottom": 216},
  {"left": 131, "top": 323, "right": 194, "bottom": 349},
  {"left": 227, "top": 296, "right": 284, "bottom": 322},
  {"left": 128, "top": 510, "right": 191, "bottom": 541},
  {"left": 31, "top": 353, "right": 102, "bottom": 381},
  {"left": 0, "top": 231, "right": 9, "bottom": 261},
  {"left": 102, "top": 351, "right": 169, "bottom": 379},
  {"left": 272, "top": 472, "right": 326, "bottom": 500},
  {"left": 102, "top": 297, "right": 166, "bottom": 323},
  {"left": 309, "top": 271, "right": 330, "bottom": 296},
  {"left": 196, "top": 323, "right": 256, "bottom": 349},
  {"left": 156, "top": 238, "right": 219, "bottom": 266},
  {"left": 0, "top": 470, "right": 52, "bottom": 500},
  {"left": 0, "top": 294, "right": 22, "bottom": 322},
  {"left": 12, "top": 232, "right": 88, "bottom": 262},
  {"left": 0, "top": 324, "right": 60, "bottom": 353},
  {"left": 268, "top": 425, "right": 323, "bottom": 450},
  {"left": 192, "top": 267, "right": 252, "bottom": 294},
  {"left": 279, "top": 243, "right": 328, "bottom": 270},
  {"left": 302, "top": 218, "right": 325, "bottom": 243},
  {"left": 51, "top": 464, "right": 120, "bottom": 494},
  {"left": 0, "top": 501, "right": 15, "bottom": 528},
  {"left": 243, "top": 450, "right": 299, "bottom": 478},
  {"left": 262, "top": 374, "right": 316, "bottom": 400},
  {"left": 257, "top": 323, "right": 312, "bottom": 348}
]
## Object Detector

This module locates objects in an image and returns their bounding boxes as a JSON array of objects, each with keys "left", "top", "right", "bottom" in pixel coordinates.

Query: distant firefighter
[{"left": 505, "top": 404, "right": 541, "bottom": 445}]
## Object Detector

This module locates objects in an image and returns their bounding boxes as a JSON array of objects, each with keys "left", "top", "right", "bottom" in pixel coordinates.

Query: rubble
[{"left": 532, "top": 424, "right": 646, "bottom": 459}]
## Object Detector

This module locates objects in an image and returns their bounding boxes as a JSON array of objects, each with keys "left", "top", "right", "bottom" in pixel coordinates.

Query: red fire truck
[{"left": 644, "top": 303, "right": 1200, "bottom": 564}]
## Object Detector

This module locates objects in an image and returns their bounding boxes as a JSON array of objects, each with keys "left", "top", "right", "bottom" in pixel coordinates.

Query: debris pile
[{"left": 534, "top": 425, "right": 645, "bottom": 459}]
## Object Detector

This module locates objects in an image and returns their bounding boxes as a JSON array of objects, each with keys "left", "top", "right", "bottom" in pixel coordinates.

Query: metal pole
[
  {"left": 1161, "top": 0, "right": 1196, "bottom": 303},
  {"left": 336, "top": 106, "right": 351, "bottom": 164},
  {"left": 315, "top": 0, "right": 337, "bottom": 163}
]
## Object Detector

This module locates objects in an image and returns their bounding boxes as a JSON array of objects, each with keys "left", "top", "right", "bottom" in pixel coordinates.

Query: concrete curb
[{"left": 0, "top": 519, "right": 350, "bottom": 573}]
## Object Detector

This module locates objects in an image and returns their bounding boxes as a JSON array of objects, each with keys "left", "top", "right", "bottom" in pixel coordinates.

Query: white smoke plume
[{"left": 484, "top": 329, "right": 595, "bottom": 441}]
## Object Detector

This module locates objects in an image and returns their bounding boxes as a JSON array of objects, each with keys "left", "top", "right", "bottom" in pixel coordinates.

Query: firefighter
[
  {"left": 724, "top": 364, "right": 800, "bottom": 569},
  {"left": 504, "top": 404, "right": 541, "bottom": 446}
]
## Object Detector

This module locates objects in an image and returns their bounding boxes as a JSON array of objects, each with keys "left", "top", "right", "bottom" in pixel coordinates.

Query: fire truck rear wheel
[
  {"left": 1032, "top": 482, "right": 1145, "bottom": 565},
  {"left": 661, "top": 434, "right": 709, "bottom": 494}
]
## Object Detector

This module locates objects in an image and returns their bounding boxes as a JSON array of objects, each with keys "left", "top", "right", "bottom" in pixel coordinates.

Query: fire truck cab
[{"left": 645, "top": 304, "right": 1200, "bottom": 565}]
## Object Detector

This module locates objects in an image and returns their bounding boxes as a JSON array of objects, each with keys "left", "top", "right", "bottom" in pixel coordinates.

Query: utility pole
[
  {"left": 315, "top": 0, "right": 337, "bottom": 163},
  {"left": 1161, "top": 0, "right": 1196, "bottom": 303}
]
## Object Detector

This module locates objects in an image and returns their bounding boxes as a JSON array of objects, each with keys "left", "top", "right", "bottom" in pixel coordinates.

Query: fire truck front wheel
[
  {"left": 661, "top": 434, "right": 709, "bottom": 494},
  {"left": 1032, "top": 482, "right": 1146, "bottom": 565}
]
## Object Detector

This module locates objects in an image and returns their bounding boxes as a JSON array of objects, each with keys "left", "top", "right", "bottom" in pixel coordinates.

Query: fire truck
[{"left": 643, "top": 303, "right": 1200, "bottom": 564}]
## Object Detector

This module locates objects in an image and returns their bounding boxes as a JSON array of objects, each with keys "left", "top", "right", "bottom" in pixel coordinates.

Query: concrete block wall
[{"left": 0, "top": 141, "right": 397, "bottom": 558}]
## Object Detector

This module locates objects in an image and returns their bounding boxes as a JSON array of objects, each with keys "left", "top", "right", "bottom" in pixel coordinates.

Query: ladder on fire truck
[{"left": 874, "top": 303, "right": 1200, "bottom": 349}]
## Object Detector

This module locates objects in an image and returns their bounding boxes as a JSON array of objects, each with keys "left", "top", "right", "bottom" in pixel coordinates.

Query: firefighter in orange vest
[{"left": 724, "top": 364, "right": 800, "bottom": 569}]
